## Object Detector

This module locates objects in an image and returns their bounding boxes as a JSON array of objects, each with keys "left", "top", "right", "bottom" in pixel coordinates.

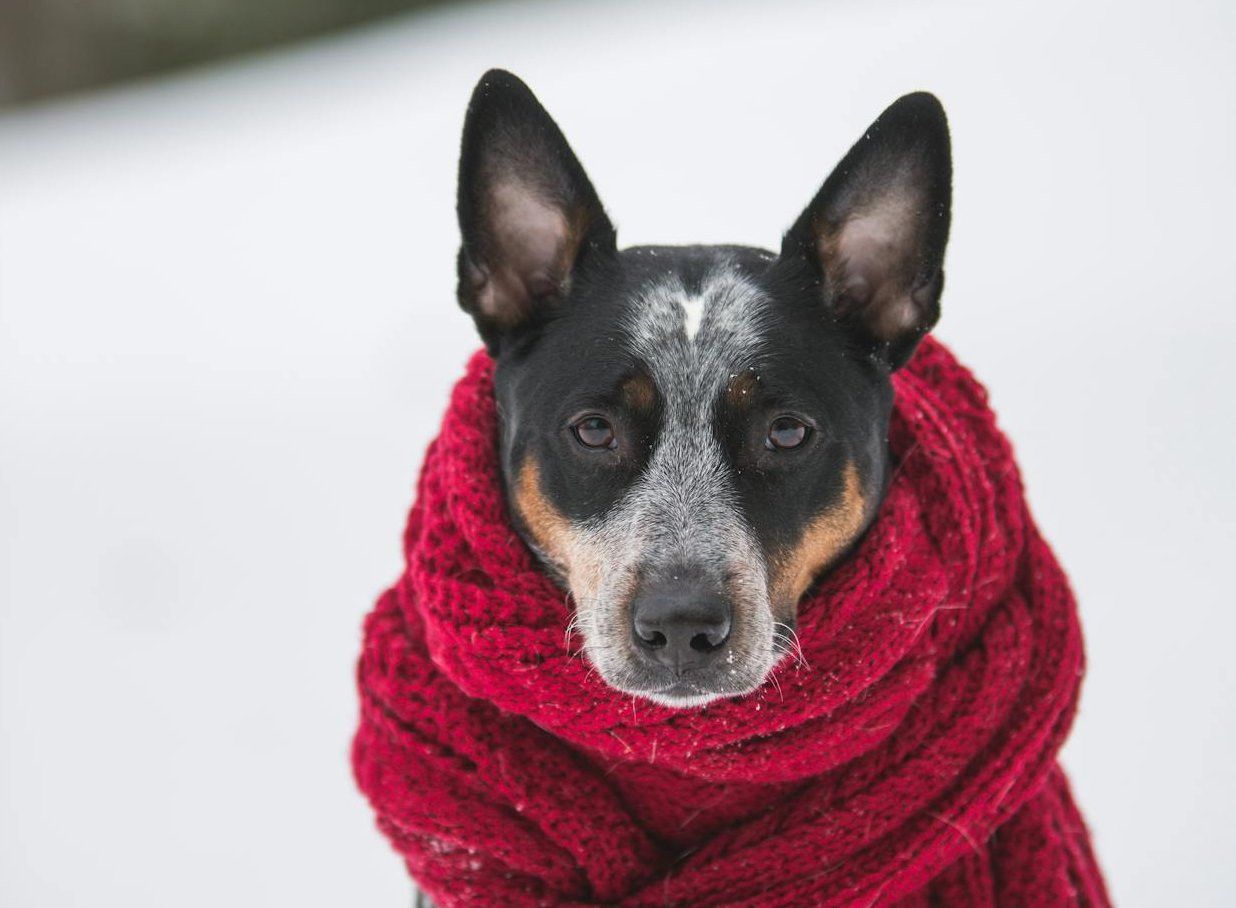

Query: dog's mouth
[
  {"left": 645, "top": 684, "right": 732, "bottom": 708},
  {"left": 615, "top": 663, "right": 775, "bottom": 708},
  {"left": 641, "top": 676, "right": 762, "bottom": 708},
  {"left": 581, "top": 633, "right": 781, "bottom": 709}
]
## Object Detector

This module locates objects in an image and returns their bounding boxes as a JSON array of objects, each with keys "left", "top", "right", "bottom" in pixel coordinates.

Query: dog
[{"left": 452, "top": 69, "right": 950, "bottom": 713}]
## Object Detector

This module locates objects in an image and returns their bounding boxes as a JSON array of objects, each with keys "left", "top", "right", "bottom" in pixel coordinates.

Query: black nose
[{"left": 630, "top": 577, "right": 733, "bottom": 673}]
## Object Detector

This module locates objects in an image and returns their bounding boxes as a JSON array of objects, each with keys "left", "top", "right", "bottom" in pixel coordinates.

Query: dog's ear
[
  {"left": 781, "top": 93, "right": 951, "bottom": 370},
  {"left": 455, "top": 69, "right": 616, "bottom": 350}
]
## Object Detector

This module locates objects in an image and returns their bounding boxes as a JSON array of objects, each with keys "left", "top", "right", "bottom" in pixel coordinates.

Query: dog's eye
[
  {"left": 766, "top": 416, "right": 810, "bottom": 451},
  {"left": 573, "top": 416, "right": 617, "bottom": 450}
]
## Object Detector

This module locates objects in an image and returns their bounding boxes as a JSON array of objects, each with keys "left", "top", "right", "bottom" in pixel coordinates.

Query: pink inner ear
[
  {"left": 479, "top": 182, "right": 572, "bottom": 326},
  {"left": 822, "top": 189, "right": 927, "bottom": 342}
]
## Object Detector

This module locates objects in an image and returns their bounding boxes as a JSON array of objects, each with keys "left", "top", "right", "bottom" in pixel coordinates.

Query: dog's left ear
[
  {"left": 782, "top": 93, "right": 952, "bottom": 370},
  {"left": 456, "top": 69, "right": 616, "bottom": 351}
]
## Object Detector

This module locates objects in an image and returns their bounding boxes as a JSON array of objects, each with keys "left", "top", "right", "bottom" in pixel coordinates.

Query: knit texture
[{"left": 352, "top": 337, "right": 1109, "bottom": 906}]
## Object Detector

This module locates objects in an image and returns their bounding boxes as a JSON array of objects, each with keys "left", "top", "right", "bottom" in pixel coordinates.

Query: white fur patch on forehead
[
  {"left": 626, "top": 264, "right": 767, "bottom": 368},
  {"left": 680, "top": 295, "right": 705, "bottom": 341}
]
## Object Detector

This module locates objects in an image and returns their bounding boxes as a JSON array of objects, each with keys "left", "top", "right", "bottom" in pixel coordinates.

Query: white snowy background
[{"left": 2, "top": 0, "right": 1233, "bottom": 904}]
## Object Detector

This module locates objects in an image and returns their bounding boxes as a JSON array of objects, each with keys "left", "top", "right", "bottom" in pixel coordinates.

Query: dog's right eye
[{"left": 572, "top": 416, "right": 617, "bottom": 450}]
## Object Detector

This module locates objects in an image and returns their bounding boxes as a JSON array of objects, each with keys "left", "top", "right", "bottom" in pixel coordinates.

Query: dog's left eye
[
  {"left": 573, "top": 416, "right": 617, "bottom": 450},
  {"left": 766, "top": 416, "right": 811, "bottom": 451}
]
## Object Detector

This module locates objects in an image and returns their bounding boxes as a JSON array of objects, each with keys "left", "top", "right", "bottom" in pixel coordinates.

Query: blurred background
[
  {"left": 0, "top": 0, "right": 439, "bottom": 106},
  {"left": 1, "top": 0, "right": 1233, "bottom": 905}
]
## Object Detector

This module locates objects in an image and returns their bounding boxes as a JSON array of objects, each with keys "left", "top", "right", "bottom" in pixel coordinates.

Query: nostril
[
  {"left": 689, "top": 630, "right": 727, "bottom": 653},
  {"left": 633, "top": 614, "right": 668, "bottom": 649},
  {"left": 638, "top": 629, "right": 667, "bottom": 649}
]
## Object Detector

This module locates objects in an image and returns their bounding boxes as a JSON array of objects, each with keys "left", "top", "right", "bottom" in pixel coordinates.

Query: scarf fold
[{"left": 352, "top": 337, "right": 1109, "bottom": 906}]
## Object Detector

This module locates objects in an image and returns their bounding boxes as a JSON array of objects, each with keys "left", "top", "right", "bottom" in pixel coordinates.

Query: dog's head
[{"left": 454, "top": 71, "right": 951, "bottom": 707}]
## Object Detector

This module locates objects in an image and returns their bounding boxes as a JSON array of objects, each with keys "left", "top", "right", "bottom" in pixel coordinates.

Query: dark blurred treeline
[{"left": 0, "top": 0, "right": 444, "bottom": 107}]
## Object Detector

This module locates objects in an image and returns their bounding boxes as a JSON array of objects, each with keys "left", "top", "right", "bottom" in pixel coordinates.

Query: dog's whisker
[
  {"left": 771, "top": 626, "right": 809, "bottom": 670},
  {"left": 767, "top": 667, "right": 785, "bottom": 701},
  {"left": 562, "top": 611, "right": 582, "bottom": 650},
  {"left": 773, "top": 622, "right": 808, "bottom": 662}
]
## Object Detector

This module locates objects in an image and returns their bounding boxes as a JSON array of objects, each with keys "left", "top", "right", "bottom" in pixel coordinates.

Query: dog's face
[{"left": 454, "top": 71, "right": 951, "bottom": 707}]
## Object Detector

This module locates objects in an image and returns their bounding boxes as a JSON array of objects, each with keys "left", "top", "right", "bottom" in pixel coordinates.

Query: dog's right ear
[{"left": 455, "top": 70, "right": 616, "bottom": 351}]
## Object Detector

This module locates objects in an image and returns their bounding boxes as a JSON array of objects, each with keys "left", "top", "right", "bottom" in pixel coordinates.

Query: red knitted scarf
[{"left": 352, "top": 338, "right": 1109, "bottom": 907}]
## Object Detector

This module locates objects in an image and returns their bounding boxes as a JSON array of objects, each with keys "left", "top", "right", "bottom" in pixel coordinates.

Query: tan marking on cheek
[
  {"left": 513, "top": 458, "right": 574, "bottom": 570},
  {"left": 769, "top": 461, "right": 869, "bottom": 611},
  {"left": 514, "top": 459, "right": 619, "bottom": 616}
]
